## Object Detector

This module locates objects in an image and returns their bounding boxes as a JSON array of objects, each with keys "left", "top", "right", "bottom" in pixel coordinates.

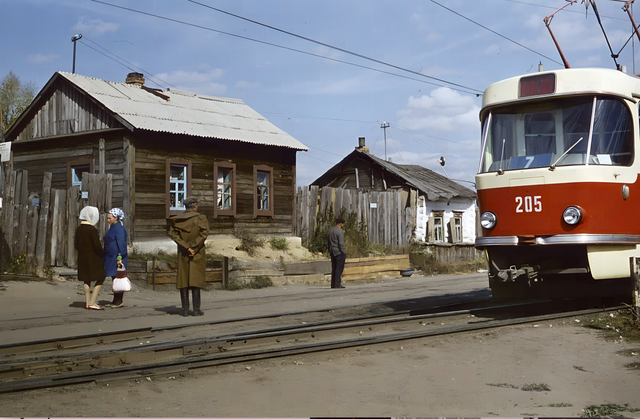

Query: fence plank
[
  {"left": 36, "top": 173, "right": 52, "bottom": 269},
  {"left": 308, "top": 185, "right": 318, "bottom": 241},
  {"left": 4, "top": 170, "right": 16, "bottom": 259},
  {"left": 67, "top": 186, "right": 80, "bottom": 269}
]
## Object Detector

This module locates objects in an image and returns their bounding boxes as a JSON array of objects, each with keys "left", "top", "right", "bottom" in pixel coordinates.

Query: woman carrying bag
[
  {"left": 75, "top": 206, "right": 105, "bottom": 310},
  {"left": 103, "top": 208, "right": 128, "bottom": 308}
]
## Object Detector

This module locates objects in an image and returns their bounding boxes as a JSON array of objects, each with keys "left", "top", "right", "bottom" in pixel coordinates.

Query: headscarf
[
  {"left": 79, "top": 206, "right": 99, "bottom": 226},
  {"left": 109, "top": 208, "right": 125, "bottom": 221}
]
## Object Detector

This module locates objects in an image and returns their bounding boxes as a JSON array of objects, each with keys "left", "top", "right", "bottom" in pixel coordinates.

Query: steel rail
[
  {"left": 0, "top": 294, "right": 494, "bottom": 358},
  {"left": 0, "top": 301, "right": 621, "bottom": 394}
]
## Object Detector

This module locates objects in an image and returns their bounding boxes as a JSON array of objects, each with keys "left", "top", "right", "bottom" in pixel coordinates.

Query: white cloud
[
  {"left": 28, "top": 53, "right": 59, "bottom": 64},
  {"left": 156, "top": 69, "right": 227, "bottom": 96},
  {"left": 396, "top": 87, "right": 480, "bottom": 133},
  {"left": 73, "top": 17, "right": 119, "bottom": 35}
]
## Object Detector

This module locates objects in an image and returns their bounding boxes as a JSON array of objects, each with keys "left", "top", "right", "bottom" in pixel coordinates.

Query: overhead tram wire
[
  {"left": 79, "top": 36, "right": 176, "bottom": 90},
  {"left": 430, "top": 0, "right": 564, "bottom": 67},
  {"left": 89, "top": 0, "right": 482, "bottom": 96},
  {"left": 186, "top": 0, "right": 484, "bottom": 95}
]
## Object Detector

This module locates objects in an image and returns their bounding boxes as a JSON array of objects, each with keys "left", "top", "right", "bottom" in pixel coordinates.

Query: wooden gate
[{"left": 1, "top": 167, "right": 112, "bottom": 272}]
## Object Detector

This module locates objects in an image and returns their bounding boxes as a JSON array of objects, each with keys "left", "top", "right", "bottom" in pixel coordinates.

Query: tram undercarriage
[{"left": 486, "top": 245, "right": 634, "bottom": 299}]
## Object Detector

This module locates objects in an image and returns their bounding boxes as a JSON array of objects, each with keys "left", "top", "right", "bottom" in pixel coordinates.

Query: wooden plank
[
  {"left": 36, "top": 173, "right": 52, "bottom": 270},
  {"left": 308, "top": 185, "right": 318, "bottom": 240},
  {"left": 26, "top": 193, "right": 39, "bottom": 271},
  {"left": 55, "top": 189, "right": 66, "bottom": 266},
  {"left": 122, "top": 138, "right": 131, "bottom": 243},
  {"left": 67, "top": 186, "right": 81, "bottom": 269},
  {"left": 4, "top": 170, "right": 16, "bottom": 259}
]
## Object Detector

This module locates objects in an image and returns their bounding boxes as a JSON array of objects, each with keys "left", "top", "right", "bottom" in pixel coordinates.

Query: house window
[
  {"left": 166, "top": 158, "right": 192, "bottom": 217},
  {"left": 67, "top": 158, "right": 94, "bottom": 190},
  {"left": 253, "top": 164, "right": 274, "bottom": 217},
  {"left": 433, "top": 216, "right": 444, "bottom": 242},
  {"left": 214, "top": 161, "right": 236, "bottom": 217},
  {"left": 450, "top": 213, "right": 463, "bottom": 243},
  {"left": 72, "top": 165, "right": 90, "bottom": 187},
  {"left": 428, "top": 212, "right": 444, "bottom": 243}
]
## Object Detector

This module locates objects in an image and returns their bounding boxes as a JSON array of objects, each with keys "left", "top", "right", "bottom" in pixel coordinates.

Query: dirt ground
[{"left": 1, "top": 275, "right": 639, "bottom": 417}]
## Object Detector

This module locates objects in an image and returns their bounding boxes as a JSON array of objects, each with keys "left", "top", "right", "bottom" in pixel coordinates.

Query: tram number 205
[{"left": 515, "top": 196, "right": 542, "bottom": 213}]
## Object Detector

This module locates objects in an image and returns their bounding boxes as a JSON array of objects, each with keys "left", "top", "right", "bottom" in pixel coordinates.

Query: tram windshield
[{"left": 479, "top": 96, "right": 633, "bottom": 173}]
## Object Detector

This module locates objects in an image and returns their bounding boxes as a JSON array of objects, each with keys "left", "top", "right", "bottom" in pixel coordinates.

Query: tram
[
  {"left": 475, "top": 67, "right": 640, "bottom": 298},
  {"left": 474, "top": 0, "right": 640, "bottom": 299}
]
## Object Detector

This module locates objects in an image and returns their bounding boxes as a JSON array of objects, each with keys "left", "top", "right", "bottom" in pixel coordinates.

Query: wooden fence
[
  {"left": 296, "top": 186, "right": 414, "bottom": 248},
  {"left": 0, "top": 165, "right": 112, "bottom": 272}
]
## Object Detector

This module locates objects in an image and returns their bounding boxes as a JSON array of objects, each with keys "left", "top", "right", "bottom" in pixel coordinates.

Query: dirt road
[{"left": 0, "top": 273, "right": 638, "bottom": 417}]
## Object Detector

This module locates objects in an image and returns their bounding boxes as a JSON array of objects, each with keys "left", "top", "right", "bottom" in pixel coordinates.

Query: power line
[
  {"left": 80, "top": 36, "right": 176, "bottom": 89},
  {"left": 431, "top": 0, "right": 565, "bottom": 67},
  {"left": 89, "top": 0, "right": 482, "bottom": 96},
  {"left": 187, "top": 0, "right": 484, "bottom": 94}
]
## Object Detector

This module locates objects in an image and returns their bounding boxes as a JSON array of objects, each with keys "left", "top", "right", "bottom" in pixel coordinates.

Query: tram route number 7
[{"left": 515, "top": 196, "right": 542, "bottom": 213}]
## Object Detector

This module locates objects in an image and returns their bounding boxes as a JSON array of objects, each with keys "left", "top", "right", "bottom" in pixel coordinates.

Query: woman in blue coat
[{"left": 103, "top": 208, "right": 128, "bottom": 308}]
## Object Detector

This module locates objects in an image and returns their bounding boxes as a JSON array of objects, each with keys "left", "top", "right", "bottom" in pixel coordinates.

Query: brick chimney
[
  {"left": 125, "top": 72, "right": 145, "bottom": 86},
  {"left": 355, "top": 137, "right": 369, "bottom": 154}
]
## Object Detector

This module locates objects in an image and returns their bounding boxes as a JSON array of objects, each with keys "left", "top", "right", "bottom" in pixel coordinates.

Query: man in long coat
[
  {"left": 168, "top": 196, "right": 209, "bottom": 316},
  {"left": 327, "top": 217, "right": 346, "bottom": 289}
]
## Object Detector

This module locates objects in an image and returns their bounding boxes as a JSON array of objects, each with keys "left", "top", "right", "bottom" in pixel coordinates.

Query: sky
[{"left": 1, "top": 0, "right": 638, "bottom": 190}]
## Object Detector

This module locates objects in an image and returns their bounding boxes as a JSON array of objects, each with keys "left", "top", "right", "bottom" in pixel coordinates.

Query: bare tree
[{"left": 1, "top": 71, "right": 37, "bottom": 138}]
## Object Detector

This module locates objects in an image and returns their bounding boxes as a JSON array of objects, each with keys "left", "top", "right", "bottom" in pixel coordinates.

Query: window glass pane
[
  {"left": 217, "top": 167, "right": 233, "bottom": 210},
  {"left": 256, "top": 171, "right": 270, "bottom": 211},
  {"left": 479, "top": 96, "right": 634, "bottom": 173},
  {"left": 170, "top": 164, "right": 187, "bottom": 210},
  {"left": 72, "top": 164, "right": 90, "bottom": 187}
]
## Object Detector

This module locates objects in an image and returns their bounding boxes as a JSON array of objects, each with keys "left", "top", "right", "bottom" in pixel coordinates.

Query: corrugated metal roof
[{"left": 57, "top": 72, "right": 308, "bottom": 151}]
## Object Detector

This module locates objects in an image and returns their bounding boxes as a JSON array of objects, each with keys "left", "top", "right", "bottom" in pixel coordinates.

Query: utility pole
[
  {"left": 380, "top": 122, "right": 390, "bottom": 161},
  {"left": 71, "top": 34, "right": 82, "bottom": 74}
]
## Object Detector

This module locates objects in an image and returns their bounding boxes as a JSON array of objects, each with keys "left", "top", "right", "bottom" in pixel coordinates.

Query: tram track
[{"left": 0, "top": 296, "right": 623, "bottom": 394}]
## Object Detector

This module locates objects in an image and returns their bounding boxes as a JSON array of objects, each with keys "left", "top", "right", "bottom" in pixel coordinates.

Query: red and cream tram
[{"left": 475, "top": 67, "right": 640, "bottom": 298}]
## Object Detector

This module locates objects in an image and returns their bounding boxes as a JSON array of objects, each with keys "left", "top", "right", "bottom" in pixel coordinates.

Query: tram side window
[{"left": 589, "top": 99, "right": 633, "bottom": 166}]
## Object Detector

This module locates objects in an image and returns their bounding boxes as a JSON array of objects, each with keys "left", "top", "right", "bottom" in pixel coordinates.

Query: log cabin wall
[
  {"left": 132, "top": 133, "right": 298, "bottom": 240},
  {"left": 11, "top": 133, "right": 128, "bottom": 210}
]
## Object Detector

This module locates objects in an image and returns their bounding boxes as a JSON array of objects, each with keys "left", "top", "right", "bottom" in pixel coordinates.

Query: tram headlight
[
  {"left": 562, "top": 206, "right": 583, "bottom": 225},
  {"left": 480, "top": 211, "right": 497, "bottom": 229}
]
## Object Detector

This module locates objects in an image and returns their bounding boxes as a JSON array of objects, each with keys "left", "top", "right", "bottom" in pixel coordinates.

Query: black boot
[
  {"left": 191, "top": 287, "right": 204, "bottom": 316},
  {"left": 179, "top": 288, "right": 190, "bottom": 317}
]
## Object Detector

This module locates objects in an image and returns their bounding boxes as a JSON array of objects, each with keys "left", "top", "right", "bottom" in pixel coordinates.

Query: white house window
[
  {"left": 169, "top": 164, "right": 187, "bottom": 210},
  {"left": 433, "top": 216, "right": 444, "bottom": 242},
  {"left": 455, "top": 217, "right": 462, "bottom": 242}
]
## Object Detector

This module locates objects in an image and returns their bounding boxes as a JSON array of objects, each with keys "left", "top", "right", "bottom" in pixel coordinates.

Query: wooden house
[
  {"left": 312, "top": 137, "right": 477, "bottom": 245},
  {"left": 3, "top": 71, "right": 308, "bottom": 249}
]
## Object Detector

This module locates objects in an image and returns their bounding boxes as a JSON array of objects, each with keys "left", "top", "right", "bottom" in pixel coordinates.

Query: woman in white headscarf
[{"left": 74, "top": 206, "right": 105, "bottom": 310}]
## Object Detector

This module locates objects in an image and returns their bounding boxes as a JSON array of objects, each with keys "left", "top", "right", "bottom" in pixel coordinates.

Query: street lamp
[{"left": 71, "top": 34, "right": 82, "bottom": 74}]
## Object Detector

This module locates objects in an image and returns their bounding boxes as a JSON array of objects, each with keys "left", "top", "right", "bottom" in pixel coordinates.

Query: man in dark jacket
[
  {"left": 168, "top": 196, "right": 209, "bottom": 316},
  {"left": 327, "top": 217, "right": 346, "bottom": 289}
]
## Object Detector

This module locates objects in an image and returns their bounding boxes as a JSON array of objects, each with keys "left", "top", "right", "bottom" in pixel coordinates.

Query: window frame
[
  {"left": 427, "top": 212, "right": 445, "bottom": 243},
  {"left": 253, "top": 164, "right": 274, "bottom": 218},
  {"left": 214, "top": 161, "right": 236, "bottom": 217},
  {"left": 67, "top": 157, "right": 94, "bottom": 190},
  {"left": 166, "top": 157, "right": 192, "bottom": 217}
]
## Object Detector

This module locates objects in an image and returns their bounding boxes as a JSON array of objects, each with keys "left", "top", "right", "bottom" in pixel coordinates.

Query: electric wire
[
  {"left": 431, "top": 0, "right": 565, "bottom": 66},
  {"left": 89, "top": 0, "right": 481, "bottom": 96},
  {"left": 79, "top": 37, "right": 176, "bottom": 89},
  {"left": 186, "top": 0, "right": 484, "bottom": 94}
]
